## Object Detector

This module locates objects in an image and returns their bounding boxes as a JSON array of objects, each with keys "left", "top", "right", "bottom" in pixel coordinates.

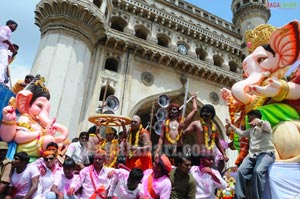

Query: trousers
[{"left": 234, "top": 152, "right": 275, "bottom": 199}]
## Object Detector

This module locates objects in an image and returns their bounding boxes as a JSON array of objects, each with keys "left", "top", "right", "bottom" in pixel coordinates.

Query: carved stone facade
[{"left": 32, "top": 0, "right": 270, "bottom": 166}]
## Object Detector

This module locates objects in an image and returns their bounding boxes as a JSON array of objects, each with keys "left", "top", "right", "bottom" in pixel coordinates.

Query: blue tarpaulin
[{"left": 0, "top": 84, "right": 17, "bottom": 159}]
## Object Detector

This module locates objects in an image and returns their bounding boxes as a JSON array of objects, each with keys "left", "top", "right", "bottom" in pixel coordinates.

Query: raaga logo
[{"left": 265, "top": 2, "right": 298, "bottom": 8}]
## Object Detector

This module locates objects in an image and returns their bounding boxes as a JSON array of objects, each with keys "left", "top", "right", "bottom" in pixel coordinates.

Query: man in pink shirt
[
  {"left": 141, "top": 154, "right": 172, "bottom": 199},
  {"left": 46, "top": 158, "right": 79, "bottom": 199},
  {"left": 107, "top": 168, "right": 145, "bottom": 199},
  {"left": 5, "top": 152, "right": 40, "bottom": 199},
  {"left": 35, "top": 150, "right": 62, "bottom": 198},
  {"left": 67, "top": 149, "right": 114, "bottom": 199},
  {"left": 190, "top": 151, "right": 227, "bottom": 199}
]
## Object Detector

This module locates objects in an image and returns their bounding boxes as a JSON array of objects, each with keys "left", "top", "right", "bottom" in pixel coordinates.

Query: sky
[{"left": 0, "top": 0, "right": 299, "bottom": 85}]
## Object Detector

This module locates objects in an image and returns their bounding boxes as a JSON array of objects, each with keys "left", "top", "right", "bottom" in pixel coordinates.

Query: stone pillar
[{"left": 32, "top": 0, "right": 107, "bottom": 138}]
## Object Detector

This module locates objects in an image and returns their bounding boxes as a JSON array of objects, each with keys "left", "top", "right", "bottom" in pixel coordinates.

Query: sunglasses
[{"left": 44, "top": 157, "right": 55, "bottom": 161}]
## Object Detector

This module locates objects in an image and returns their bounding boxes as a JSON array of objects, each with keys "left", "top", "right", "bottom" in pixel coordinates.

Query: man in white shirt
[
  {"left": 0, "top": 20, "right": 17, "bottom": 84},
  {"left": 66, "top": 132, "right": 90, "bottom": 171}
]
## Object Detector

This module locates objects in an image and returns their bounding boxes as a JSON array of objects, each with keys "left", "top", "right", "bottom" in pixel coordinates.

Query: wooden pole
[
  {"left": 101, "top": 80, "right": 109, "bottom": 113},
  {"left": 148, "top": 98, "right": 155, "bottom": 134},
  {"left": 181, "top": 78, "right": 189, "bottom": 119}
]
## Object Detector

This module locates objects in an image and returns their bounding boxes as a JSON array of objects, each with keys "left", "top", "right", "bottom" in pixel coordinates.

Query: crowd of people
[
  {"left": 0, "top": 19, "right": 277, "bottom": 199},
  {"left": 0, "top": 97, "right": 276, "bottom": 199}
]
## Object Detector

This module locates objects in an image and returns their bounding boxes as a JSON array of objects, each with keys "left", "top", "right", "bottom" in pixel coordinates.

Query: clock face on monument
[{"left": 178, "top": 44, "right": 188, "bottom": 55}]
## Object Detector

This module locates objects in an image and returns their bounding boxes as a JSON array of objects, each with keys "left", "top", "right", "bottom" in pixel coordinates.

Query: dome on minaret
[{"left": 231, "top": 0, "right": 271, "bottom": 37}]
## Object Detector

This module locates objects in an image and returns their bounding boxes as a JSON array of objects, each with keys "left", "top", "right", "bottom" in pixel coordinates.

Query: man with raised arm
[{"left": 155, "top": 95, "right": 197, "bottom": 162}]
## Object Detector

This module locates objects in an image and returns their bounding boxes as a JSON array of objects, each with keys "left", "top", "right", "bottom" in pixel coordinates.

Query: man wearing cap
[
  {"left": 184, "top": 104, "right": 228, "bottom": 166},
  {"left": 99, "top": 127, "right": 119, "bottom": 168},
  {"left": 0, "top": 141, "right": 12, "bottom": 197},
  {"left": 141, "top": 154, "right": 172, "bottom": 199},
  {"left": 35, "top": 150, "right": 61, "bottom": 198},
  {"left": 30, "top": 142, "right": 60, "bottom": 167}
]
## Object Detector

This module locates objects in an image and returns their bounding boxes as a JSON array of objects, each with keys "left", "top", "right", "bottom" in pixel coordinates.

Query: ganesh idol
[
  {"left": 0, "top": 74, "right": 69, "bottom": 161},
  {"left": 221, "top": 20, "right": 300, "bottom": 197}
]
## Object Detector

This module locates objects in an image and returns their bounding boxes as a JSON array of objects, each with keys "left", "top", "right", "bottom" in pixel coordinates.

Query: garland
[
  {"left": 227, "top": 96, "right": 235, "bottom": 140},
  {"left": 128, "top": 124, "right": 142, "bottom": 158},
  {"left": 201, "top": 119, "right": 217, "bottom": 150},
  {"left": 17, "top": 122, "right": 35, "bottom": 132},
  {"left": 165, "top": 119, "right": 183, "bottom": 144},
  {"left": 101, "top": 139, "right": 118, "bottom": 168}
]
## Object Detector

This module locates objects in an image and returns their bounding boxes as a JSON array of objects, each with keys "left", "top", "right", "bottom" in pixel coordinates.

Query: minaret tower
[
  {"left": 231, "top": 0, "right": 271, "bottom": 54},
  {"left": 32, "top": 0, "right": 107, "bottom": 137}
]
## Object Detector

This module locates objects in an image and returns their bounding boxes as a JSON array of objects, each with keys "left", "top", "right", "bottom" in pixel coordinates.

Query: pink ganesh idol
[
  {"left": 0, "top": 74, "right": 68, "bottom": 161},
  {"left": 221, "top": 20, "right": 300, "bottom": 198}
]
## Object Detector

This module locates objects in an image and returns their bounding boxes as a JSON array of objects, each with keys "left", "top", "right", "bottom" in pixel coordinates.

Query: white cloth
[
  {"left": 10, "top": 165, "right": 40, "bottom": 198},
  {"left": 190, "top": 166, "right": 227, "bottom": 199},
  {"left": 108, "top": 168, "right": 144, "bottom": 199},
  {"left": 262, "top": 162, "right": 300, "bottom": 199},
  {"left": 0, "top": 25, "right": 11, "bottom": 83},
  {"left": 141, "top": 169, "right": 171, "bottom": 199},
  {"left": 66, "top": 142, "right": 90, "bottom": 165}
]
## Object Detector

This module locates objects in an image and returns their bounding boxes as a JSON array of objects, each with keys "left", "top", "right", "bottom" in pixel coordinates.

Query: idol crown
[{"left": 245, "top": 24, "right": 277, "bottom": 53}]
